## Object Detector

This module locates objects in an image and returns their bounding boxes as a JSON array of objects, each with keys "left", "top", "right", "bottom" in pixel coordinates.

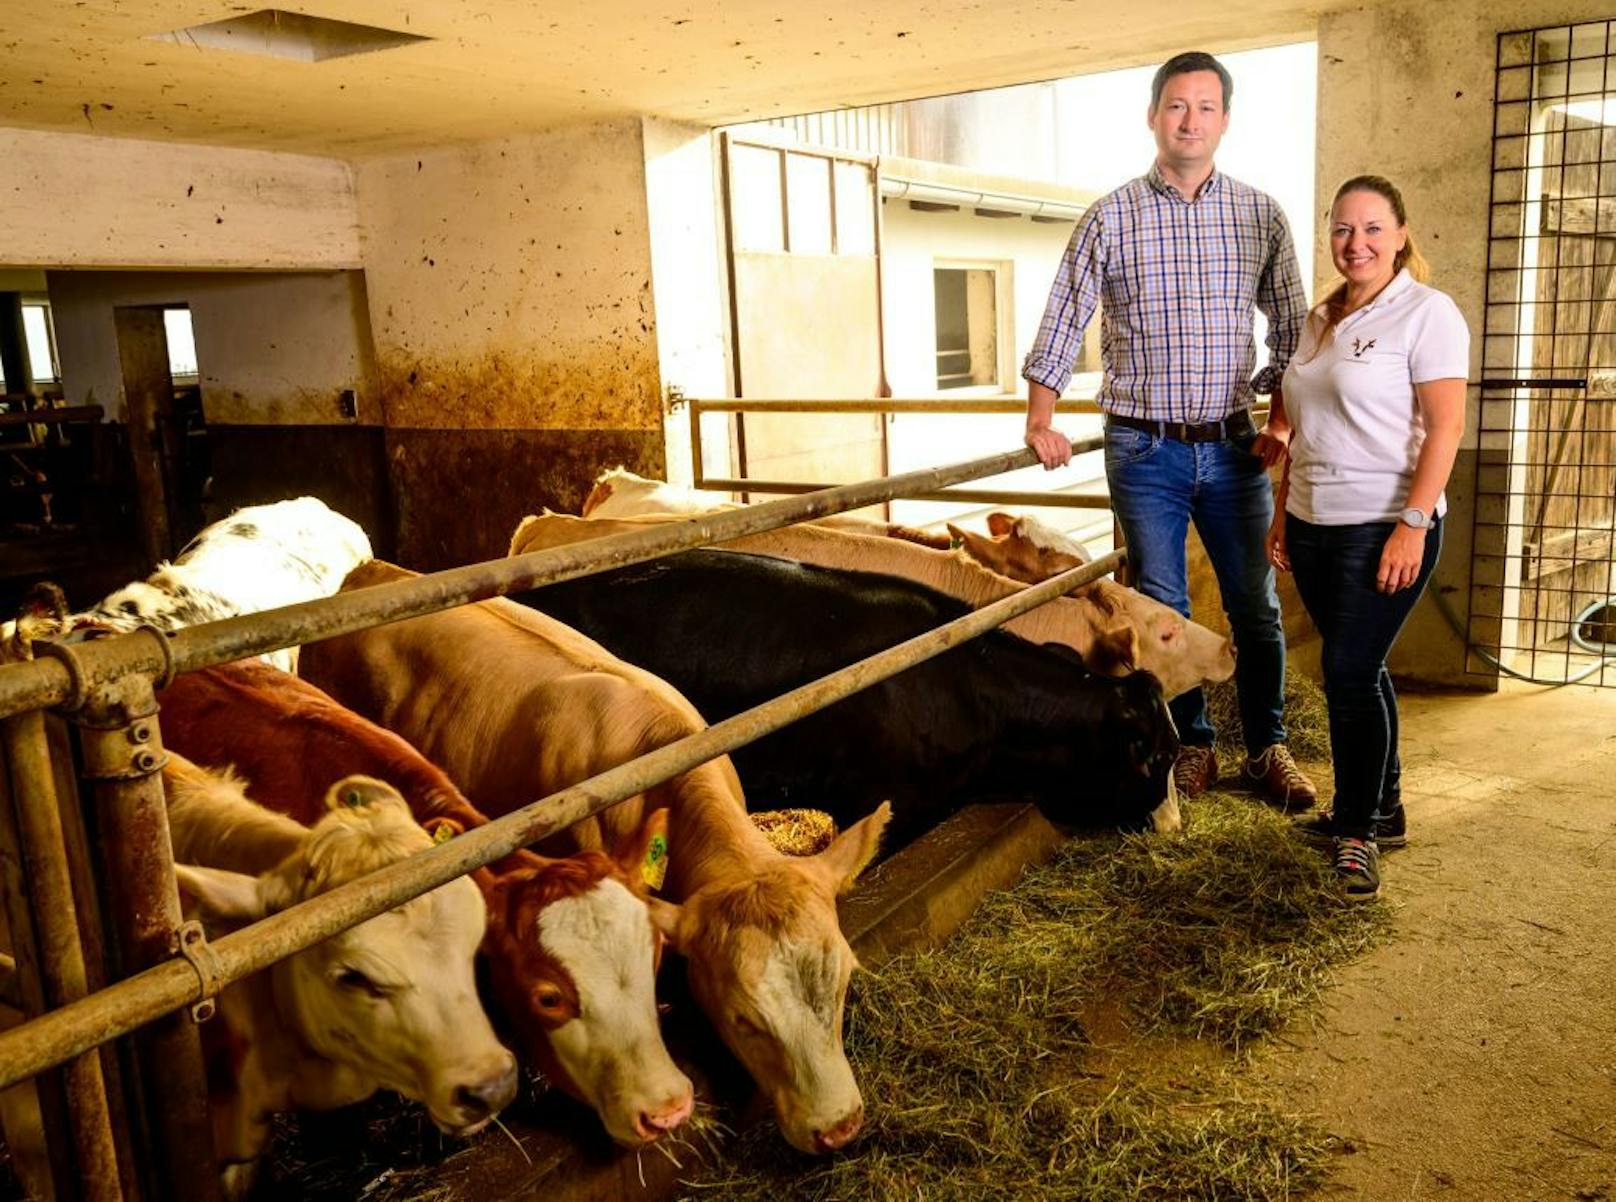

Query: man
[{"left": 1021, "top": 50, "right": 1316, "bottom": 807}]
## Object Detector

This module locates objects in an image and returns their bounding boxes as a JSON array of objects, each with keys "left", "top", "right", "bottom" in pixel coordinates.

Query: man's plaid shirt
[{"left": 1021, "top": 164, "right": 1307, "bottom": 423}]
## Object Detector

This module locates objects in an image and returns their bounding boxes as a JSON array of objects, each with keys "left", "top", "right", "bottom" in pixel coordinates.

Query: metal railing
[{"left": 0, "top": 440, "right": 1112, "bottom": 1201}]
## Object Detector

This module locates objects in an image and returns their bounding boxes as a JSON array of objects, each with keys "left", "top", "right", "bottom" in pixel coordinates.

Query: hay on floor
[
  {"left": 678, "top": 790, "right": 1384, "bottom": 1201},
  {"left": 1205, "top": 667, "right": 1332, "bottom": 763}
]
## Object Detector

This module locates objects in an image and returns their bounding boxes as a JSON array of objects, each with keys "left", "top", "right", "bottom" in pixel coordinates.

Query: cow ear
[
  {"left": 614, "top": 808, "right": 671, "bottom": 895},
  {"left": 986, "top": 512, "right": 1017, "bottom": 537},
  {"left": 175, "top": 864, "right": 270, "bottom": 923},
  {"left": 646, "top": 898, "right": 685, "bottom": 951},
  {"left": 947, "top": 525, "right": 1004, "bottom": 572},
  {"left": 1088, "top": 624, "right": 1141, "bottom": 675},
  {"left": 814, "top": 801, "right": 890, "bottom": 894}
]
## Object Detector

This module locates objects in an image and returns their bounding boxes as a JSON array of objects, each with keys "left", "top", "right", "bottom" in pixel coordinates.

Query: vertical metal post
[
  {"left": 0, "top": 711, "right": 122, "bottom": 1202},
  {"left": 74, "top": 673, "right": 220, "bottom": 1202}
]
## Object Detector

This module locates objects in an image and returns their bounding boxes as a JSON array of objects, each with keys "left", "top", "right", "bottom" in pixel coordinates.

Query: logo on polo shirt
[{"left": 1350, "top": 337, "right": 1377, "bottom": 359}]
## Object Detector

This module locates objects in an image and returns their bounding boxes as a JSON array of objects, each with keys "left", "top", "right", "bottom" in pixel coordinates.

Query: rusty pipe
[
  {"left": 2, "top": 710, "right": 123, "bottom": 1202},
  {"left": 694, "top": 480, "right": 1113, "bottom": 508},
  {"left": 0, "top": 949, "right": 19, "bottom": 1009},
  {"left": 0, "top": 549, "right": 1124, "bottom": 1090},
  {"left": 0, "top": 446, "right": 1064, "bottom": 720},
  {"left": 74, "top": 681, "right": 220, "bottom": 1202}
]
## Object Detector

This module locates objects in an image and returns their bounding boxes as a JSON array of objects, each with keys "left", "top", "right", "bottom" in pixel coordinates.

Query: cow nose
[
  {"left": 634, "top": 1092, "right": 695, "bottom": 1141},
  {"left": 455, "top": 1061, "right": 518, "bottom": 1119},
  {"left": 812, "top": 1106, "right": 864, "bottom": 1153}
]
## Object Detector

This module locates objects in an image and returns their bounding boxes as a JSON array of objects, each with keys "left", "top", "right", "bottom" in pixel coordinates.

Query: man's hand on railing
[{"left": 1024, "top": 423, "right": 1073, "bottom": 470}]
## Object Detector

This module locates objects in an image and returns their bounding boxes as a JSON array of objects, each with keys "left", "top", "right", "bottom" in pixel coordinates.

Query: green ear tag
[
  {"left": 432, "top": 823, "right": 455, "bottom": 845},
  {"left": 641, "top": 832, "right": 669, "bottom": 892},
  {"left": 949, "top": 535, "right": 964, "bottom": 550}
]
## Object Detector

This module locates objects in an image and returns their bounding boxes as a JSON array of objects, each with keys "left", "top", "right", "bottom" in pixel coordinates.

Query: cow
[
  {"left": 162, "top": 754, "right": 517, "bottom": 1199},
  {"left": 580, "top": 466, "right": 951, "bottom": 548},
  {"left": 158, "top": 660, "right": 694, "bottom": 1146},
  {"left": 0, "top": 496, "right": 371, "bottom": 672},
  {"left": 504, "top": 548, "right": 1181, "bottom": 848},
  {"left": 298, "top": 560, "right": 889, "bottom": 1155},
  {"left": 947, "top": 512, "right": 1094, "bottom": 582},
  {"left": 508, "top": 512, "right": 1232, "bottom": 700}
]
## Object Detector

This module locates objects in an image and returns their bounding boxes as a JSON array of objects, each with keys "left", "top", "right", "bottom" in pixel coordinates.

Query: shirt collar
[
  {"left": 1350, "top": 268, "right": 1416, "bottom": 318},
  {"left": 1145, "top": 161, "right": 1221, "bottom": 201}
]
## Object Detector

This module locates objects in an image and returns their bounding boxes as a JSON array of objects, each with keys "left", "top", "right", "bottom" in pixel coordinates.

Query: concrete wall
[
  {"left": 1315, "top": 0, "right": 1608, "bottom": 690},
  {"left": 0, "top": 128, "right": 359, "bottom": 270},
  {"left": 354, "top": 118, "right": 666, "bottom": 568}
]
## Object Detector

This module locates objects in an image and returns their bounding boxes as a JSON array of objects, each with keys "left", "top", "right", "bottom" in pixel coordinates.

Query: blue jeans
[
  {"left": 1104, "top": 424, "right": 1286, "bottom": 753},
  {"left": 1285, "top": 514, "right": 1443, "bottom": 839}
]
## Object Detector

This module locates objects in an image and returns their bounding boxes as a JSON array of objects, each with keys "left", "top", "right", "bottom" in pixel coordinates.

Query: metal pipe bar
[
  {"left": 0, "top": 447, "right": 1048, "bottom": 720},
  {"left": 0, "top": 949, "right": 18, "bottom": 1009},
  {"left": 697, "top": 479, "right": 1114, "bottom": 509},
  {"left": 74, "top": 681, "right": 220, "bottom": 1202},
  {"left": 0, "top": 548, "right": 1125, "bottom": 1090},
  {"left": 1, "top": 711, "right": 121, "bottom": 1202},
  {"left": 691, "top": 397, "right": 1104, "bottom": 414}
]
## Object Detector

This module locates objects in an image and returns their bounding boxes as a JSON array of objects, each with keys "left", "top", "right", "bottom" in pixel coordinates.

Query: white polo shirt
[{"left": 1281, "top": 270, "right": 1469, "bottom": 525}]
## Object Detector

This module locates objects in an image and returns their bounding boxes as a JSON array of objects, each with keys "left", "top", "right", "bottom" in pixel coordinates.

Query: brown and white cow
[
  {"left": 0, "top": 497, "right": 371, "bottom": 672},
  {"left": 159, "top": 661, "right": 694, "bottom": 1146},
  {"left": 947, "top": 512, "right": 1093, "bottom": 583},
  {"left": 299, "top": 560, "right": 889, "bottom": 1155},
  {"left": 162, "top": 756, "right": 516, "bottom": 1198},
  {"left": 508, "top": 512, "right": 1232, "bottom": 700}
]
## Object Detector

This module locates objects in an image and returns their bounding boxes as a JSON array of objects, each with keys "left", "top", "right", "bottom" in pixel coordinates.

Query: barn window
[
  {"left": 933, "top": 265, "right": 1003, "bottom": 390},
  {"left": 164, "top": 308, "right": 199, "bottom": 381},
  {"left": 20, "top": 303, "right": 60, "bottom": 386}
]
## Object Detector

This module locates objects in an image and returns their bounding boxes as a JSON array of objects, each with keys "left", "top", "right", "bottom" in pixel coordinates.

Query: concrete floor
[{"left": 1255, "top": 682, "right": 1616, "bottom": 1201}]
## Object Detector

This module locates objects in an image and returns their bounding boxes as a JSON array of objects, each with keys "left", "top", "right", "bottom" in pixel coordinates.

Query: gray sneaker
[
  {"left": 1295, "top": 805, "right": 1407, "bottom": 850},
  {"left": 1334, "top": 837, "right": 1381, "bottom": 903}
]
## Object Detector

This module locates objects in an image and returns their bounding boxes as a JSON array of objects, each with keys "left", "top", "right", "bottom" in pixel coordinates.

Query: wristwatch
[{"left": 1398, "top": 507, "right": 1432, "bottom": 530}]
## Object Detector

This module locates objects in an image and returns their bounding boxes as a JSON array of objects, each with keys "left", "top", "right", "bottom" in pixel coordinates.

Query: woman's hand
[
  {"left": 1377, "top": 524, "right": 1428, "bottom": 593},
  {"left": 1265, "top": 511, "right": 1290, "bottom": 574},
  {"left": 1250, "top": 421, "right": 1292, "bottom": 469},
  {"left": 1025, "top": 424, "right": 1073, "bottom": 470}
]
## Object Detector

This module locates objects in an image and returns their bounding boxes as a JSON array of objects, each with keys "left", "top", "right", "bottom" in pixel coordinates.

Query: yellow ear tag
[
  {"left": 641, "top": 832, "right": 669, "bottom": 892},
  {"left": 432, "top": 823, "right": 455, "bottom": 845}
]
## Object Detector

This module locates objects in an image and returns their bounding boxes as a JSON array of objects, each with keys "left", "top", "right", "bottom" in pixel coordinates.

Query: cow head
[
  {"left": 648, "top": 803, "right": 890, "bottom": 1154},
  {"left": 475, "top": 810, "right": 694, "bottom": 1146},
  {"left": 1094, "top": 669, "right": 1181, "bottom": 831},
  {"left": 176, "top": 775, "right": 518, "bottom": 1138},
  {"left": 946, "top": 513, "right": 1091, "bottom": 584},
  {"left": 1078, "top": 580, "right": 1234, "bottom": 698}
]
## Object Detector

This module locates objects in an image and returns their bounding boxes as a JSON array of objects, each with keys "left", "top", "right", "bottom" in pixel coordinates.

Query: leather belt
[{"left": 1106, "top": 411, "right": 1256, "bottom": 444}]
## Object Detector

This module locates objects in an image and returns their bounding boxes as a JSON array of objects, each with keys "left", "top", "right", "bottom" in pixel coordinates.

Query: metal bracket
[
  {"left": 31, "top": 640, "right": 89, "bottom": 713},
  {"left": 664, "top": 383, "right": 687, "bottom": 414},
  {"left": 172, "top": 920, "right": 222, "bottom": 1024}
]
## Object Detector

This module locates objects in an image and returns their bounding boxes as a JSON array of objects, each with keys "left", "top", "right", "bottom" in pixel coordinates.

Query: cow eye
[
  {"left": 732, "top": 1013, "right": 761, "bottom": 1037},
  {"left": 334, "top": 967, "right": 388, "bottom": 999},
  {"left": 534, "top": 986, "right": 567, "bottom": 1012}
]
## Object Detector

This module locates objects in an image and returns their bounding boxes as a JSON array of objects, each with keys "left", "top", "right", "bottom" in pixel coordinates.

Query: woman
[{"left": 1254, "top": 175, "right": 1468, "bottom": 902}]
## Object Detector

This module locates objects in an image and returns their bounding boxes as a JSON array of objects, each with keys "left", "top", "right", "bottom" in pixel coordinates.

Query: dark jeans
[
  {"left": 1285, "top": 514, "right": 1443, "bottom": 839},
  {"left": 1105, "top": 424, "right": 1286, "bottom": 753}
]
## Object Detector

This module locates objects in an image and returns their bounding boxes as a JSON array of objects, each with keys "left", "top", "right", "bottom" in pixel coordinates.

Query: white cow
[
  {"left": 166, "top": 756, "right": 517, "bottom": 1199},
  {"left": 1, "top": 496, "right": 371, "bottom": 672}
]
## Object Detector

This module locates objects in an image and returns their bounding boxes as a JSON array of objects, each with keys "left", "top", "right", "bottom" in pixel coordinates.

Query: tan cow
[
  {"left": 580, "top": 466, "right": 951, "bottom": 548},
  {"left": 164, "top": 756, "right": 517, "bottom": 1198},
  {"left": 509, "top": 512, "right": 1233, "bottom": 700},
  {"left": 299, "top": 561, "right": 889, "bottom": 1155}
]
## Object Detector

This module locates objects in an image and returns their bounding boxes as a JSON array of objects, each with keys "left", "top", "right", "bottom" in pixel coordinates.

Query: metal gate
[{"left": 1470, "top": 19, "right": 1616, "bottom": 684}]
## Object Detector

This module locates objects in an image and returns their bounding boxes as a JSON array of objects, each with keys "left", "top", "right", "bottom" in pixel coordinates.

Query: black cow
[{"left": 511, "top": 550, "right": 1179, "bottom": 846}]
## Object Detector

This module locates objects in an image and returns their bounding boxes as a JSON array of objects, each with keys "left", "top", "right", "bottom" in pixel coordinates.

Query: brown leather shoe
[
  {"left": 1173, "top": 744, "right": 1218, "bottom": 799},
  {"left": 1245, "top": 743, "right": 1318, "bottom": 810}
]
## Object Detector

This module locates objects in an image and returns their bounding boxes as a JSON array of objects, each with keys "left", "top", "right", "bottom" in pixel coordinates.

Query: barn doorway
[{"left": 1470, "top": 20, "right": 1616, "bottom": 684}]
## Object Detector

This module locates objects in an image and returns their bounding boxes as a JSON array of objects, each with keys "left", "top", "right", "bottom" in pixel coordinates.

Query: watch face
[{"left": 1401, "top": 508, "right": 1427, "bottom": 528}]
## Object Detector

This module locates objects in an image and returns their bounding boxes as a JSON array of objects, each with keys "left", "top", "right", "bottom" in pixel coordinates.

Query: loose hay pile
[
  {"left": 1205, "top": 668, "right": 1332, "bottom": 763},
  {"left": 752, "top": 808, "right": 839, "bottom": 856},
  {"left": 679, "top": 790, "right": 1385, "bottom": 1202}
]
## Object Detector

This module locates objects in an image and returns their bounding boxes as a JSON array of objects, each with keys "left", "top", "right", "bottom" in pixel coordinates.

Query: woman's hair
[{"left": 1307, "top": 175, "right": 1430, "bottom": 355}]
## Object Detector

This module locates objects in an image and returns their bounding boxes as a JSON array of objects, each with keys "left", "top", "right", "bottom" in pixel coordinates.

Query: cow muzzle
[
  {"left": 432, "top": 1054, "right": 518, "bottom": 1137},
  {"left": 812, "top": 1105, "right": 865, "bottom": 1154}
]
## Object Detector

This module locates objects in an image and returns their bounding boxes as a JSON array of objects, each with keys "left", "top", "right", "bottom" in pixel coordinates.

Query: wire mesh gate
[{"left": 1470, "top": 19, "right": 1616, "bottom": 684}]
